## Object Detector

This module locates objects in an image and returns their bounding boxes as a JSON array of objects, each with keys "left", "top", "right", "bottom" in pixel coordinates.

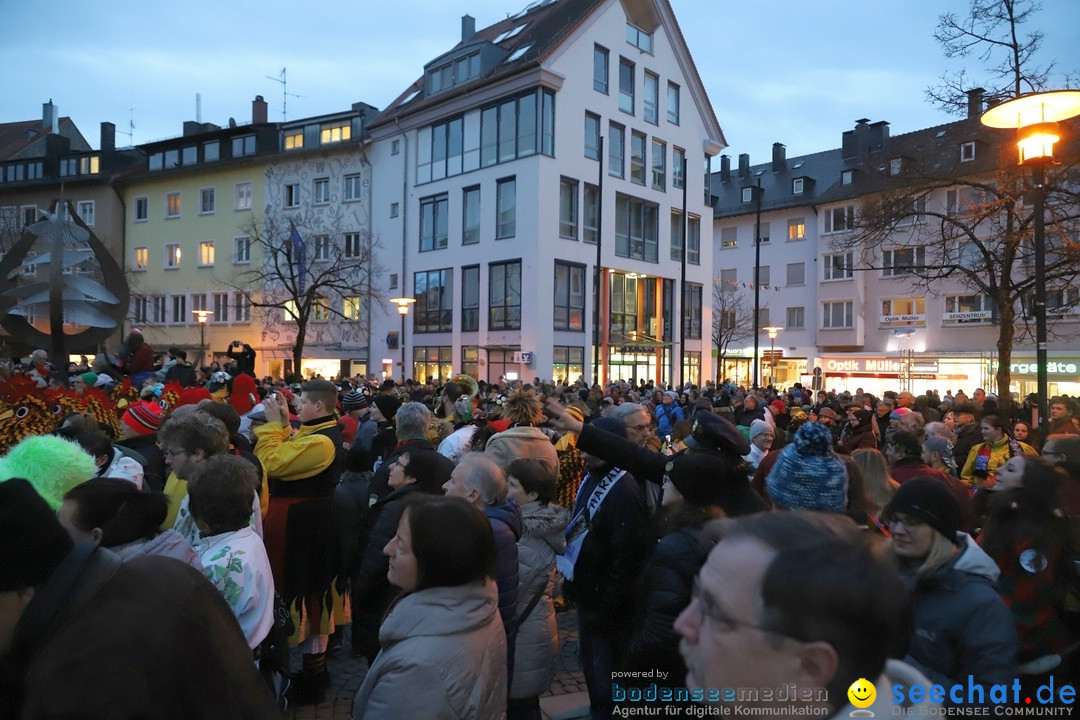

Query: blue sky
[{"left": 1, "top": 0, "right": 1077, "bottom": 161}]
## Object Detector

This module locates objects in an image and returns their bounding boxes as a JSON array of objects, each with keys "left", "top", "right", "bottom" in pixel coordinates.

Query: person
[
  {"left": 840, "top": 408, "right": 878, "bottom": 454},
  {"left": 1043, "top": 434, "right": 1080, "bottom": 535},
  {"left": 885, "top": 430, "right": 976, "bottom": 535},
  {"left": 187, "top": 454, "right": 275, "bottom": 650},
  {"left": 655, "top": 390, "right": 686, "bottom": 440},
  {"left": 1050, "top": 396, "right": 1080, "bottom": 436},
  {"left": 922, "top": 434, "right": 959, "bottom": 477},
  {"left": 960, "top": 414, "right": 1037, "bottom": 489},
  {"left": 764, "top": 421, "right": 849, "bottom": 513},
  {"left": 351, "top": 447, "right": 452, "bottom": 662},
  {"left": 742, "top": 419, "right": 774, "bottom": 475},
  {"left": 255, "top": 379, "right": 346, "bottom": 705},
  {"left": 351, "top": 496, "right": 507, "bottom": 720},
  {"left": 58, "top": 477, "right": 202, "bottom": 569},
  {"left": 0, "top": 478, "right": 279, "bottom": 719},
  {"left": 115, "top": 399, "right": 167, "bottom": 492},
  {"left": 557, "top": 417, "right": 650, "bottom": 720},
  {"left": 119, "top": 329, "right": 155, "bottom": 387},
  {"left": 164, "top": 349, "right": 197, "bottom": 387},
  {"left": 506, "top": 458, "right": 569, "bottom": 720},
  {"left": 227, "top": 342, "right": 257, "bottom": 377},
  {"left": 851, "top": 448, "right": 899, "bottom": 519},
  {"left": 1013, "top": 420, "right": 1034, "bottom": 445},
  {"left": 673, "top": 510, "right": 928, "bottom": 716},
  {"left": 69, "top": 428, "right": 147, "bottom": 490},
  {"left": 951, "top": 402, "right": 983, "bottom": 474},
  {"left": 883, "top": 478, "right": 1019, "bottom": 693},
  {"left": 979, "top": 455, "right": 1076, "bottom": 689},
  {"left": 484, "top": 389, "right": 559, "bottom": 477}
]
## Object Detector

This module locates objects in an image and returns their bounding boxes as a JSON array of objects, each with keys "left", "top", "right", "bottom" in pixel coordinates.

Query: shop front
[
  {"left": 814, "top": 353, "right": 997, "bottom": 398},
  {"left": 997, "top": 355, "right": 1080, "bottom": 399}
]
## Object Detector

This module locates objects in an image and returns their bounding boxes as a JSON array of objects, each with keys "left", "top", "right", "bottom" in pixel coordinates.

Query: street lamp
[
  {"left": 192, "top": 309, "right": 213, "bottom": 367},
  {"left": 389, "top": 297, "right": 416, "bottom": 383},
  {"left": 762, "top": 326, "right": 783, "bottom": 388},
  {"left": 982, "top": 90, "right": 1080, "bottom": 444}
]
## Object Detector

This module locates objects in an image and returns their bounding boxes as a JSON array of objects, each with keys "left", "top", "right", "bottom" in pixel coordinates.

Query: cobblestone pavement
[{"left": 284, "top": 605, "right": 588, "bottom": 720}]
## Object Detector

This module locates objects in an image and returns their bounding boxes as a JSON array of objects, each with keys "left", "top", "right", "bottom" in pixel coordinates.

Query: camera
[{"left": 231, "top": 340, "right": 242, "bottom": 348}]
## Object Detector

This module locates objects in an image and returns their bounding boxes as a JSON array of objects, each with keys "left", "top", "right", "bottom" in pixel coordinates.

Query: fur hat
[
  {"left": 0, "top": 479, "right": 74, "bottom": 591},
  {"left": 884, "top": 477, "right": 961, "bottom": 543},
  {"left": 766, "top": 422, "right": 848, "bottom": 512},
  {"left": 122, "top": 400, "right": 163, "bottom": 436},
  {"left": 0, "top": 434, "right": 97, "bottom": 510}
]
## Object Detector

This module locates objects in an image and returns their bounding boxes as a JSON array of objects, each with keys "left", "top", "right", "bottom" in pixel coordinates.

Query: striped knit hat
[{"left": 122, "top": 401, "right": 163, "bottom": 436}]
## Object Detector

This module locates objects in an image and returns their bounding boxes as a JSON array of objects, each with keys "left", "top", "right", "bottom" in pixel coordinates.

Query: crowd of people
[{"left": 2, "top": 342, "right": 1080, "bottom": 718}]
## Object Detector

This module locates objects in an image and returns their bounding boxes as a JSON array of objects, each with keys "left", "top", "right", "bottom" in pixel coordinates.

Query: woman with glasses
[{"left": 884, "top": 477, "right": 1018, "bottom": 693}]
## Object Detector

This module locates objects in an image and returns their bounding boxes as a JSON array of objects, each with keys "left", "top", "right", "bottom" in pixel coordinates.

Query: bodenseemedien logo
[
  {"left": 891, "top": 675, "right": 1075, "bottom": 716},
  {"left": 847, "top": 678, "right": 876, "bottom": 716}
]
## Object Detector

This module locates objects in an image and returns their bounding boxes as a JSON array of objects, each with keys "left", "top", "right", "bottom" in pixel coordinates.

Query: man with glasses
[
  {"left": 613, "top": 402, "right": 661, "bottom": 513},
  {"left": 157, "top": 409, "right": 231, "bottom": 528},
  {"left": 674, "top": 511, "right": 927, "bottom": 716}
]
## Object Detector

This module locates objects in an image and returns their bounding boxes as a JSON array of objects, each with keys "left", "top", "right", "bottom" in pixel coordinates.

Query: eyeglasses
[
  {"left": 884, "top": 513, "right": 926, "bottom": 530},
  {"left": 690, "top": 577, "right": 779, "bottom": 636},
  {"left": 626, "top": 423, "right": 652, "bottom": 432},
  {"left": 162, "top": 448, "right": 186, "bottom": 458}
]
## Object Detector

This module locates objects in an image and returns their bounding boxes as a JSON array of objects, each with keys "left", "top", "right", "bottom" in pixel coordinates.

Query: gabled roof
[{"left": 0, "top": 117, "right": 90, "bottom": 161}]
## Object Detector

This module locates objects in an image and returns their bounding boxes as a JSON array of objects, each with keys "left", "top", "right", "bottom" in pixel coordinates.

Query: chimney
[
  {"left": 462, "top": 14, "right": 476, "bottom": 42},
  {"left": 868, "top": 121, "right": 889, "bottom": 153},
  {"left": 771, "top": 142, "right": 786, "bottom": 172},
  {"left": 967, "top": 88, "right": 985, "bottom": 120},
  {"left": 720, "top": 154, "right": 731, "bottom": 182},
  {"left": 42, "top": 99, "right": 59, "bottom": 134},
  {"left": 252, "top": 95, "right": 268, "bottom": 124},
  {"left": 738, "top": 153, "right": 750, "bottom": 179},
  {"left": 100, "top": 122, "right": 115, "bottom": 152}
]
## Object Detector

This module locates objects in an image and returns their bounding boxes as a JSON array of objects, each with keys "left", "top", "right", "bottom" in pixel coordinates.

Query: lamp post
[
  {"left": 389, "top": 297, "right": 416, "bottom": 383},
  {"left": 762, "top": 325, "right": 782, "bottom": 388},
  {"left": 192, "top": 309, "right": 213, "bottom": 367},
  {"left": 982, "top": 90, "right": 1080, "bottom": 444},
  {"left": 751, "top": 180, "right": 764, "bottom": 389}
]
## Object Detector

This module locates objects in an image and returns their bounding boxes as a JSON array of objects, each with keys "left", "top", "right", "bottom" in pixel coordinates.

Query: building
[
  {"left": 710, "top": 90, "right": 1080, "bottom": 399},
  {"left": 367, "top": 0, "right": 724, "bottom": 386}
]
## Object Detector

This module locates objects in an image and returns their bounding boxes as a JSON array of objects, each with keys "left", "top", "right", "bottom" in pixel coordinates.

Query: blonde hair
[
  {"left": 852, "top": 448, "right": 899, "bottom": 517},
  {"left": 503, "top": 388, "right": 543, "bottom": 426},
  {"left": 915, "top": 531, "right": 958, "bottom": 579}
]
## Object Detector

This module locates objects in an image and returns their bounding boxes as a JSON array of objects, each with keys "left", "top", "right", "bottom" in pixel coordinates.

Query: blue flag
[{"left": 291, "top": 225, "right": 306, "bottom": 295}]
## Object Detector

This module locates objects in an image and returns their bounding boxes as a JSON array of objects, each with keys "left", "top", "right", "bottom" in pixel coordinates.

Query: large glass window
[
  {"left": 583, "top": 184, "right": 599, "bottom": 244},
  {"left": 420, "top": 194, "right": 449, "bottom": 251},
  {"left": 584, "top": 113, "right": 601, "bottom": 160},
  {"left": 496, "top": 178, "right": 516, "bottom": 239},
  {"left": 462, "top": 187, "right": 480, "bottom": 245},
  {"left": 619, "top": 58, "right": 635, "bottom": 114},
  {"left": 683, "top": 283, "right": 702, "bottom": 339},
  {"left": 610, "top": 274, "right": 638, "bottom": 335},
  {"left": 822, "top": 301, "right": 853, "bottom": 329},
  {"left": 630, "top": 132, "right": 646, "bottom": 185},
  {"left": 609, "top": 123, "right": 625, "bottom": 179},
  {"left": 489, "top": 260, "right": 522, "bottom": 330},
  {"left": 644, "top": 71, "right": 659, "bottom": 124},
  {"left": 560, "top": 178, "right": 579, "bottom": 240},
  {"left": 593, "top": 45, "right": 609, "bottom": 93},
  {"left": 413, "top": 346, "right": 453, "bottom": 385},
  {"left": 414, "top": 268, "right": 453, "bottom": 332},
  {"left": 462, "top": 265, "right": 480, "bottom": 331},
  {"left": 553, "top": 346, "right": 584, "bottom": 384},
  {"left": 479, "top": 89, "right": 555, "bottom": 168},
  {"left": 554, "top": 261, "right": 585, "bottom": 331},
  {"left": 615, "top": 194, "right": 659, "bottom": 262}
]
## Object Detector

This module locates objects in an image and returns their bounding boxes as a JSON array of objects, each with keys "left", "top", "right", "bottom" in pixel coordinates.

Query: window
[
  {"left": 130, "top": 296, "right": 148, "bottom": 325},
  {"left": 667, "top": 82, "right": 680, "bottom": 124},
  {"left": 233, "top": 236, "right": 251, "bottom": 264},
  {"left": 792, "top": 178, "right": 805, "bottom": 195},
  {"left": 630, "top": 131, "right": 646, "bottom": 185},
  {"left": 757, "top": 222, "right": 771, "bottom": 244},
  {"left": 490, "top": 261, "right": 522, "bottom": 330},
  {"left": 882, "top": 247, "right": 925, "bottom": 277},
  {"left": 741, "top": 187, "right": 754, "bottom": 203},
  {"left": 212, "top": 292, "right": 230, "bottom": 323},
  {"left": 554, "top": 261, "right": 585, "bottom": 331},
  {"left": 134, "top": 247, "right": 148, "bottom": 271},
  {"left": 344, "top": 174, "right": 363, "bottom": 201},
  {"left": 583, "top": 184, "right": 599, "bottom": 244},
  {"left": 823, "top": 252, "right": 854, "bottom": 280},
  {"left": 285, "top": 183, "right": 300, "bottom": 208},
  {"left": 720, "top": 269, "right": 737, "bottom": 294},
  {"left": 594, "top": 45, "right": 609, "bottom": 93},
  {"left": 552, "top": 347, "right": 585, "bottom": 384},
  {"left": 614, "top": 193, "right": 659, "bottom": 262},
  {"left": 199, "top": 241, "right": 214, "bottom": 267},
  {"left": 683, "top": 283, "right": 702, "bottom": 339},
  {"left": 189, "top": 292, "right": 208, "bottom": 317},
  {"left": 619, "top": 58, "right": 635, "bottom": 114},
  {"left": 134, "top": 197, "right": 148, "bottom": 222},
  {"left": 822, "top": 301, "right": 853, "bottom": 329},
  {"left": 320, "top": 123, "right": 351, "bottom": 144},
  {"left": 644, "top": 71, "right": 659, "bottom": 124},
  {"left": 944, "top": 294, "right": 994, "bottom": 325},
  {"left": 414, "top": 269, "right": 453, "bottom": 333},
  {"left": 391, "top": 140, "right": 401, "bottom": 155},
  {"left": 1046, "top": 287, "right": 1080, "bottom": 318},
  {"left": 234, "top": 182, "right": 252, "bottom": 211},
  {"left": 199, "top": 188, "right": 215, "bottom": 214},
  {"left": 76, "top": 200, "right": 94, "bottom": 226},
  {"left": 389, "top": 274, "right": 398, "bottom": 290},
  {"left": 894, "top": 196, "right": 928, "bottom": 226},
  {"left": 787, "top": 217, "right": 805, "bottom": 241},
  {"left": 841, "top": 170, "right": 854, "bottom": 185},
  {"left": 460, "top": 187, "right": 480, "bottom": 245},
  {"left": 584, "top": 113, "right": 601, "bottom": 160},
  {"left": 670, "top": 212, "right": 699, "bottom": 264},
  {"left": 672, "top": 147, "right": 685, "bottom": 188},
  {"left": 555, "top": 177, "right": 581, "bottom": 240},
  {"left": 651, "top": 139, "right": 665, "bottom": 190},
  {"left": 786, "top": 306, "right": 805, "bottom": 330},
  {"left": 343, "top": 296, "right": 363, "bottom": 321},
  {"left": 721, "top": 227, "right": 738, "bottom": 249},
  {"left": 284, "top": 130, "right": 303, "bottom": 150},
  {"left": 824, "top": 204, "right": 855, "bottom": 233},
  {"left": 165, "top": 192, "right": 181, "bottom": 218},
  {"left": 420, "top": 194, "right": 449, "bottom": 251},
  {"left": 344, "top": 232, "right": 363, "bottom": 258},
  {"left": 232, "top": 135, "right": 256, "bottom": 157},
  {"left": 425, "top": 116, "right": 466, "bottom": 181},
  {"left": 609, "top": 122, "right": 625, "bottom": 178},
  {"left": 312, "top": 296, "right": 331, "bottom": 322},
  {"left": 412, "top": 346, "right": 453, "bottom": 385},
  {"left": 756, "top": 310, "right": 771, "bottom": 332},
  {"left": 496, "top": 177, "right": 516, "bottom": 239},
  {"left": 181, "top": 146, "right": 196, "bottom": 166},
  {"left": 626, "top": 23, "right": 652, "bottom": 53},
  {"left": 312, "top": 235, "right": 331, "bottom": 262},
  {"left": 151, "top": 295, "right": 167, "bottom": 324},
  {"left": 960, "top": 141, "right": 976, "bottom": 162},
  {"left": 165, "top": 243, "right": 181, "bottom": 269},
  {"left": 610, "top": 273, "right": 637, "bottom": 335},
  {"left": 314, "top": 178, "right": 330, "bottom": 205},
  {"left": 786, "top": 262, "right": 805, "bottom": 286},
  {"left": 478, "top": 89, "right": 555, "bottom": 168},
  {"left": 203, "top": 141, "right": 219, "bottom": 162},
  {"left": 462, "top": 265, "right": 480, "bottom": 331},
  {"left": 234, "top": 292, "right": 251, "bottom": 323},
  {"left": 881, "top": 297, "right": 926, "bottom": 326},
  {"left": 889, "top": 158, "right": 902, "bottom": 175},
  {"left": 170, "top": 294, "right": 188, "bottom": 324},
  {"left": 755, "top": 266, "right": 771, "bottom": 288}
]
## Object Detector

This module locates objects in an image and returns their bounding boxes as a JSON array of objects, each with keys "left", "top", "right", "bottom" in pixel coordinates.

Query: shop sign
[
  {"left": 823, "top": 357, "right": 903, "bottom": 374},
  {"left": 942, "top": 311, "right": 991, "bottom": 321},
  {"left": 880, "top": 314, "right": 925, "bottom": 324},
  {"left": 1010, "top": 360, "right": 1079, "bottom": 376}
]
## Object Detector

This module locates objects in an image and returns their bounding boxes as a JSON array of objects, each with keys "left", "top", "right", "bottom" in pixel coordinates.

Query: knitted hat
[
  {"left": 175, "top": 386, "right": 212, "bottom": 408},
  {"left": 664, "top": 391, "right": 678, "bottom": 401},
  {"left": 564, "top": 405, "right": 585, "bottom": 423},
  {"left": 664, "top": 454, "right": 743, "bottom": 509},
  {"left": 884, "top": 477, "right": 961, "bottom": 543},
  {"left": 889, "top": 407, "right": 912, "bottom": 420},
  {"left": 766, "top": 422, "right": 848, "bottom": 512},
  {"left": 749, "top": 419, "right": 772, "bottom": 440},
  {"left": 0, "top": 435, "right": 97, "bottom": 510},
  {"left": 122, "top": 401, "right": 163, "bottom": 436},
  {"left": 852, "top": 409, "right": 874, "bottom": 426},
  {"left": 80, "top": 371, "right": 98, "bottom": 386},
  {"left": 0, "top": 479, "right": 74, "bottom": 591},
  {"left": 373, "top": 394, "right": 401, "bottom": 421},
  {"left": 342, "top": 389, "right": 369, "bottom": 412},
  {"left": 228, "top": 374, "right": 259, "bottom": 415},
  {"left": 770, "top": 400, "right": 786, "bottom": 414}
]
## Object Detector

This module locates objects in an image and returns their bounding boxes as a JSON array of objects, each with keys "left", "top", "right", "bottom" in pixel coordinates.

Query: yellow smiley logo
[{"left": 847, "top": 678, "right": 876, "bottom": 709}]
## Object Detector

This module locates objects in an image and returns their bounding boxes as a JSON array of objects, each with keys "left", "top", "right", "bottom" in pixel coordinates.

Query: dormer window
[
  {"left": 960, "top": 141, "right": 976, "bottom": 162},
  {"left": 792, "top": 178, "right": 805, "bottom": 195},
  {"left": 889, "top": 158, "right": 902, "bottom": 175},
  {"left": 626, "top": 23, "right": 653, "bottom": 53},
  {"left": 841, "top": 169, "right": 854, "bottom": 185},
  {"left": 428, "top": 50, "right": 482, "bottom": 94},
  {"left": 741, "top": 187, "right": 754, "bottom": 203}
]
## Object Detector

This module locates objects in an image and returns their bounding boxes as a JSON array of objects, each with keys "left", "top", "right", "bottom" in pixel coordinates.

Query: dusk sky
[{"left": 2, "top": 0, "right": 1077, "bottom": 162}]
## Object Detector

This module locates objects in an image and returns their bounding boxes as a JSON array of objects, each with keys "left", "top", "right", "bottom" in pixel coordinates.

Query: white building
[{"left": 368, "top": 0, "right": 724, "bottom": 386}]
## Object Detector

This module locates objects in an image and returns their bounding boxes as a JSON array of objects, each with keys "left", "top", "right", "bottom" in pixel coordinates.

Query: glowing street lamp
[
  {"left": 192, "top": 309, "right": 213, "bottom": 366},
  {"left": 389, "top": 297, "right": 416, "bottom": 382},
  {"left": 982, "top": 90, "right": 1080, "bottom": 443},
  {"left": 762, "top": 326, "right": 783, "bottom": 388}
]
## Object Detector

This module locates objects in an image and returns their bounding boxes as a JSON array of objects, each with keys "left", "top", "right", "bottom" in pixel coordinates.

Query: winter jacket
[
  {"left": 510, "top": 501, "right": 569, "bottom": 699},
  {"left": 903, "top": 532, "right": 1019, "bottom": 693},
  {"left": 351, "top": 580, "right": 507, "bottom": 720},
  {"left": 485, "top": 425, "right": 559, "bottom": 477},
  {"left": 961, "top": 436, "right": 1037, "bottom": 488},
  {"left": 952, "top": 423, "right": 983, "bottom": 478},
  {"left": 485, "top": 499, "right": 523, "bottom": 637},
  {"left": 654, "top": 402, "right": 684, "bottom": 438},
  {"left": 839, "top": 422, "right": 877, "bottom": 454}
]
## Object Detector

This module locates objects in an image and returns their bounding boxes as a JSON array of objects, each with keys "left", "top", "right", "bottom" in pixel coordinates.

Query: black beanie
[
  {"left": 373, "top": 394, "right": 402, "bottom": 421},
  {"left": 0, "top": 479, "right": 74, "bottom": 591},
  {"left": 884, "top": 477, "right": 962, "bottom": 543}
]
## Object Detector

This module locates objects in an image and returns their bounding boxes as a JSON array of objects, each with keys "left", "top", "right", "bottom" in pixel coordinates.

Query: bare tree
[
  {"left": 712, "top": 279, "right": 758, "bottom": 379},
  {"left": 225, "top": 211, "right": 384, "bottom": 375},
  {"left": 926, "top": 0, "right": 1057, "bottom": 115}
]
